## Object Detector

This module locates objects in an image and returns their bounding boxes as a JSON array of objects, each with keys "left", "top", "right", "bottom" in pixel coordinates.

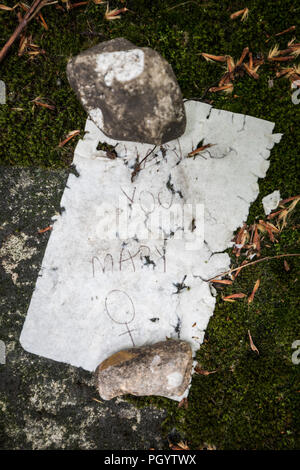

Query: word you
[{"left": 95, "top": 186, "right": 204, "bottom": 250}]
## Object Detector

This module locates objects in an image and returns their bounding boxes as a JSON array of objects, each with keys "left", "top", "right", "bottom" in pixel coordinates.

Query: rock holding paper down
[
  {"left": 95, "top": 340, "right": 193, "bottom": 400},
  {"left": 19, "top": 100, "right": 282, "bottom": 400},
  {"left": 67, "top": 38, "right": 186, "bottom": 145}
]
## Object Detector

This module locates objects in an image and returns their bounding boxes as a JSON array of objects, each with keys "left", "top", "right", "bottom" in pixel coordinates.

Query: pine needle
[
  {"left": 201, "top": 52, "right": 227, "bottom": 63},
  {"left": 268, "top": 44, "right": 280, "bottom": 59},
  {"left": 230, "top": 8, "right": 249, "bottom": 21}
]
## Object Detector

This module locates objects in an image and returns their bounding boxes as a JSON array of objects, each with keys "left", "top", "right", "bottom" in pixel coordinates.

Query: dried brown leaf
[
  {"left": 268, "top": 56, "right": 295, "bottom": 62},
  {"left": 0, "top": 3, "right": 15, "bottom": 10},
  {"left": 209, "top": 84, "right": 233, "bottom": 93},
  {"left": 188, "top": 143, "right": 214, "bottom": 157},
  {"left": 59, "top": 129, "right": 80, "bottom": 147},
  {"left": 38, "top": 225, "right": 52, "bottom": 234},
  {"left": 284, "top": 260, "right": 290, "bottom": 271},
  {"left": 248, "top": 330, "right": 259, "bottom": 354},
  {"left": 233, "top": 260, "right": 248, "bottom": 279},
  {"left": 70, "top": 1, "right": 88, "bottom": 8},
  {"left": 38, "top": 12, "right": 48, "bottom": 30},
  {"left": 178, "top": 397, "right": 188, "bottom": 409},
  {"left": 275, "top": 25, "right": 296, "bottom": 37},
  {"left": 32, "top": 97, "right": 55, "bottom": 110},
  {"left": 253, "top": 225, "right": 261, "bottom": 252},
  {"left": 170, "top": 441, "right": 190, "bottom": 450},
  {"left": 279, "top": 195, "right": 300, "bottom": 205},
  {"left": 267, "top": 209, "right": 284, "bottom": 219},
  {"left": 268, "top": 44, "right": 280, "bottom": 59},
  {"left": 248, "top": 279, "right": 260, "bottom": 303},
  {"left": 230, "top": 8, "right": 249, "bottom": 21},
  {"left": 210, "top": 279, "right": 233, "bottom": 285},
  {"left": 201, "top": 52, "right": 227, "bottom": 63},
  {"left": 243, "top": 63, "right": 259, "bottom": 79},
  {"left": 105, "top": 5, "right": 128, "bottom": 20},
  {"left": 195, "top": 365, "right": 217, "bottom": 375},
  {"left": 237, "top": 47, "right": 249, "bottom": 67},
  {"left": 223, "top": 293, "right": 246, "bottom": 301}
]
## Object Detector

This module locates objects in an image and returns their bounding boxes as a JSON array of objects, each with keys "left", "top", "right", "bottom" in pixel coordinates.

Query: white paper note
[{"left": 20, "top": 101, "right": 282, "bottom": 398}]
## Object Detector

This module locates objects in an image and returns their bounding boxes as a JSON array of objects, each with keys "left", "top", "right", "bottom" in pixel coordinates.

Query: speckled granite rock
[
  {"left": 95, "top": 340, "right": 193, "bottom": 400},
  {"left": 67, "top": 38, "right": 186, "bottom": 145}
]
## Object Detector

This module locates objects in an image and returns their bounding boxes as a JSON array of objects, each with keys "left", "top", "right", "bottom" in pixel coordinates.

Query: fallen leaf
[
  {"left": 195, "top": 364, "right": 217, "bottom": 375},
  {"left": 268, "top": 56, "right": 295, "bottom": 62},
  {"left": 267, "top": 209, "right": 283, "bottom": 220},
  {"left": 105, "top": 4, "right": 128, "bottom": 20},
  {"left": 279, "top": 195, "right": 300, "bottom": 205},
  {"left": 230, "top": 8, "right": 249, "bottom": 21},
  {"left": 223, "top": 293, "right": 246, "bottom": 301},
  {"left": 275, "top": 26, "right": 296, "bottom": 37},
  {"left": 243, "top": 63, "right": 260, "bottom": 79},
  {"left": 226, "top": 55, "right": 235, "bottom": 73},
  {"left": 284, "top": 260, "right": 290, "bottom": 271},
  {"left": 199, "top": 443, "right": 216, "bottom": 450},
  {"left": 209, "top": 83, "right": 233, "bottom": 93},
  {"left": 0, "top": 3, "right": 15, "bottom": 10},
  {"left": 59, "top": 130, "right": 80, "bottom": 147},
  {"left": 253, "top": 225, "right": 261, "bottom": 252},
  {"left": 248, "top": 279, "right": 260, "bottom": 303},
  {"left": 233, "top": 260, "right": 248, "bottom": 279},
  {"left": 233, "top": 223, "right": 247, "bottom": 256},
  {"left": 201, "top": 52, "right": 227, "bottom": 63},
  {"left": 32, "top": 97, "right": 55, "bottom": 110},
  {"left": 237, "top": 47, "right": 249, "bottom": 67},
  {"left": 38, "top": 226, "right": 52, "bottom": 234},
  {"left": 178, "top": 397, "right": 188, "bottom": 409},
  {"left": 259, "top": 220, "right": 278, "bottom": 242},
  {"left": 188, "top": 143, "right": 214, "bottom": 157},
  {"left": 268, "top": 44, "right": 280, "bottom": 59},
  {"left": 38, "top": 12, "right": 48, "bottom": 30},
  {"left": 170, "top": 441, "right": 190, "bottom": 450},
  {"left": 278, "top": 196, "right": 300, "bottom": 229},
  {"left": 69, "top": 1, "right": 89, "bottom": 8},
  {"left": 248, "top": 330, "right": 259, "bottom": 354},
  {"left": 210, "top": 279, "right": 233, "bottom": 285}
]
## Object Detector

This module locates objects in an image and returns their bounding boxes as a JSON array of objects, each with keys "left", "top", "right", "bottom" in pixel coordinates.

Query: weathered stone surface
[
  {"left": 95, "top": 340, "right": 193, "bottom": 400},
  {"left": 67, "top": 38, "right": 186, "bottom": 145},
  {"left": 0, "top": 167, "right": 167, "bottom": 450}
]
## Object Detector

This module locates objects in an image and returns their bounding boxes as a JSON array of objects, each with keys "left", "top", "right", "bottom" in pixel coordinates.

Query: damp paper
[{"left": 20, "top": 101, "right": 282, "bottom": 399}]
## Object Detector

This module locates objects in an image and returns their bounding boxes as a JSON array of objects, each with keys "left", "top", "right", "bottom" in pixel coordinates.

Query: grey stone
[
  {"left": 67, "top": 38, "right": 186, "bottom": 145},
  {"left": 95, "top": 340, "right": 193, "bottom": 400}
]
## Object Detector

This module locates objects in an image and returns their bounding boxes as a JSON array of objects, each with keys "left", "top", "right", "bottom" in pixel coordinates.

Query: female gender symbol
[{"left": 104, "top": 290, "right": 136, "bottom": 347}]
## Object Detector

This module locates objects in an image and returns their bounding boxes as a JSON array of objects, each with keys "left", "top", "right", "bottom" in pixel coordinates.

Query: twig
[
  {"left": 207, "top": 253, "right": 300, "bottom": 281},
  {"left": 166, "top": 1, "right": 204, "bottom": 11},
  {"left": 131, "top": 145, "right": 156, "bottom": 182},
  {"left": 0, "top": 0, "right": 50, "bottom": 64}
]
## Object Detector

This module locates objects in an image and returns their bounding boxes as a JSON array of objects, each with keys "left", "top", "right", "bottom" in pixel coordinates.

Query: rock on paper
[{"left": 20, "top": 101, "right": 282, "bottom": 399}]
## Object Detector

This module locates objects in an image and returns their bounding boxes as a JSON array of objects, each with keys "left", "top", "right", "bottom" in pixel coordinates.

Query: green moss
[
  {"left": 129, "top": 207, "right": 300, "bottom": 449},
  {"left": 0, "top": 0, "right": 299, "bottom": 449}
]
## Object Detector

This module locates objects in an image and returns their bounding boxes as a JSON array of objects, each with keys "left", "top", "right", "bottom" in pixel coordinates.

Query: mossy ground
[{"left": 0, "top": 0, "right": 299, "bottom": 449}]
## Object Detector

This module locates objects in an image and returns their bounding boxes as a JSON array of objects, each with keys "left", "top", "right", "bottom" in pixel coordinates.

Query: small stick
[
  {"left": 207, "top": 253, "right": 300, "bottom": 281},
  {"left": 275, "top": 26, "right": 296, "bottom": 37}
]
